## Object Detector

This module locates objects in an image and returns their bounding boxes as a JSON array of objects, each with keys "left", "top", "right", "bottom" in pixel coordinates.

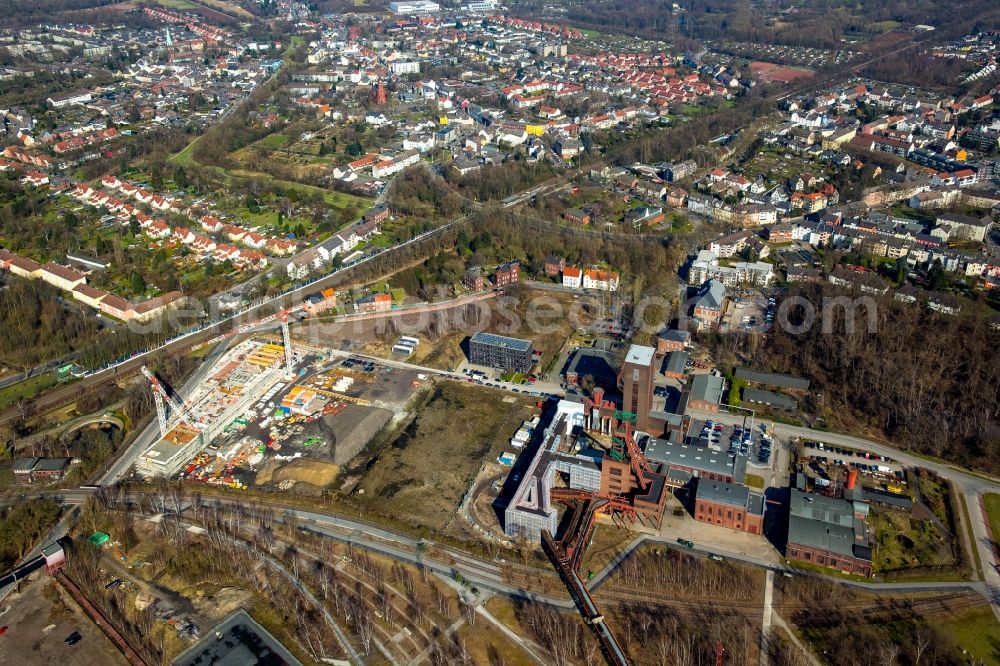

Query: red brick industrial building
[{"left": 693, "top": 479, "right": 764, "bottom": 534}]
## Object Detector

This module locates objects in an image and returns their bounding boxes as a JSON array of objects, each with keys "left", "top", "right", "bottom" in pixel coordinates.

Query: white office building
[{"left": 389, "top": 0, "right": 440, "bottom": 14}]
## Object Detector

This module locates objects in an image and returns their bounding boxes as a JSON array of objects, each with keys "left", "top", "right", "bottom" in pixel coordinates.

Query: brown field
[
  {"left": 195, "top": 0, "right": 254, "bottom": 18},
  {"left": 0, "top": 576, "right": 126, "bottom": 666},
  {"left": 350, "top": 382, "right": 540, "bottom": 531},
  {"left": 748, "top": 61, "right": 815, "bottom": 84}
]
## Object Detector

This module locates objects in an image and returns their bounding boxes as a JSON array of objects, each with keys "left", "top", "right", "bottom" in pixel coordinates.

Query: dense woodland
[
  {"left": 0, "top": 0, "right": 116, "bottom": 27},
  {"left": 511, "top": 0, "right": 999, "bottom": 50},
  {"left": 0, "top": 278, "right": 103, "bottom": 373},
  {"left": 600, "top": 96, "right": 773, "bottom": 167},
  {"left": 0, "top": 498, "right": 61, "bottom": 571},
  {"left": 471, "top": 211, "right": 687, "bottom": 292},
  {"left": 712, "top": 285, "right": 1000, "bottom": 473},
  {"left": 0, "top": 277, "right": 199, "bottom": 373}
]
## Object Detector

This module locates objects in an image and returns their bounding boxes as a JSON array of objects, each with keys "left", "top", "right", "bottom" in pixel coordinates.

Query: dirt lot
[
  {"left": 303, "top": 287, "right": 594, "bottom": 376},
  {"left": 351, "top": 383, "right": 541, "bottom": 531},
  {"left": 0, "top": 575, "right": 125, "bottom": 666},
  {"left": 324, "top": 404, "right": 393, "bottom": 465}
]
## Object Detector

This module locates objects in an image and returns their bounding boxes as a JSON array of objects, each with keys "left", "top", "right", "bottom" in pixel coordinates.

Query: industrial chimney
[{"left": 846, "top": 467, "right": 859, "bottom": 491}]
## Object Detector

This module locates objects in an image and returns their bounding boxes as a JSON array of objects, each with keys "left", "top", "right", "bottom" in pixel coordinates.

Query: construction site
[{"left": 133, "top": 316, "right": 422, "bottom": 491}]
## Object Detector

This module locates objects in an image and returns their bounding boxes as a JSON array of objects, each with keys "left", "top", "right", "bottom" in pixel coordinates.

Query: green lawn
[
  {"left": 0, "top": 372, "right": 59, "bottom": 411},
  {"left": 143, "top": 0, "right": 199, "bottom": 9},
  {"left": 784, "top": 559, "right": 871, "bottom": 582},
  {"left": 867, "top": 19, "right": 901, "bottom": 32},
  {"left": 169, "top": 144, "right": 371, "bottom": 212},
  {"left": 937, "top": 607, "right": 1000, "bottom": 663},
  {"left": 257, "top": 134, "right": 289, "bottom": 148},
  {"left": 960, "top": 493, "right": 984, "bottom": 578},
  {"left": 226, "top": 169, "right": 370, "bottom": 208},
  {"left": 745, "top": 473, "right": 765, "bottom": 489},
  {"left": 983, "top": 493, "right": 1000, "bottom": 552},
  {"left": 169, "top": 135, "right": 202, "bottom": 166}
]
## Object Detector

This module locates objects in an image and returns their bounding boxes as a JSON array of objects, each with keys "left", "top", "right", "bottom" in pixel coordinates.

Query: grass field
[
  {"left": 353, "top": 383, "right": 537, "bottom": 531},
  {"left": 195, "top": 0, "right": 253, "bottom": 18},
  {"left": 0, "top": 372, "right": 59, "bottom": 411},
  {"left": 867, "top": 19, "right": 902, "bottom": 32},
  {"left": 579, "top": 523, "right": 634, "bottom": 577},
  {"left": 744, "top": 473, "right": 765, "bottom": 489},
  {"left": 169, "top": 135, "right": 202, "bottom": 166},
  {"left": 984, "top": 493, "right": 1000, "bottom": 552},
  {"left": 453, "top": 617, "right": 538, "bottom": 666},
  {"left": 257, "top": 133, "right": 289, "bottom": 148},
  {"left": 227, "top": 169, "right": 370, "bottom": 208},
  {"left": 170, "top": 139, "right": 371, "bottom": 211},
  {"left": 960, "top": 493, "right": 984, "bottom": 578},
  {"left": 144, "top": 0, "right": 199, "bottom": 9},
  {"left": 936, "top": 606, "right": 1000, "bottom": 663}
]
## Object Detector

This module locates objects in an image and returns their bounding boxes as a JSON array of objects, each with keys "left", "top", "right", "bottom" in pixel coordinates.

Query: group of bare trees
[
  {"left": 79, "top": 492, "right": 343, "bottom": 663},
  {"left": 607, "top": 600, "right": 760, "bottom": 666},
  {"left": 516, "top": 601, "right": 597, "bottom": 666},
  {"left": 777, "top": 576, "right": 973, "bottom": 666},
  {"left": 720, "top": 285, "right": 1000, "bottom": 473},
  {"left": 64, "top": 538, "right": 163, "bottom": 664},
  {"left": 612, "top": 549, "right": 761, "bottom": 601}
]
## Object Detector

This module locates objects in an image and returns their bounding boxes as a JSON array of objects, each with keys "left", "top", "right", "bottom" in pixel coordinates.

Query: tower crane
[
  {"left": 141, "top": 365, "right": 200, "bottom": 438},
  {"left": 278, "top": 310, "right": 294, "bottom": 375}
]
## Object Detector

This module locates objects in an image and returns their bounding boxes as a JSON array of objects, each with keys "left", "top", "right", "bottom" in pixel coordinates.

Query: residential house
[
  {"left": 583, "top": 269, "right": 619, "bottom": 292},
  {"left": 692, "top": 279, "right": 726, "bottom": 330},
  {"left": 463, "top": 267, "right": 485, "bottom": 291},
  {"left": 544, "top": 254, "right": 566, "bottom": 277},
  {"left": 493, "top": 261, "right": 520, "bottom": 287},
  {"left": 562, "top": 265, "right": 582, "bottom": 288},
  {"left": 357, "top": 292, "right": 392, "bottom": 313}
]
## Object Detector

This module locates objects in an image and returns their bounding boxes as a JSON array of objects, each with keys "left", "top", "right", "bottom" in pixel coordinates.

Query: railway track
[{"left": 596, "top": 585, "right": 987, "bottom": 622}]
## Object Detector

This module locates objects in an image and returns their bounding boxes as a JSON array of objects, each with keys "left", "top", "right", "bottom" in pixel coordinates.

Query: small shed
[{"left": 88, "top": 531, "right": 110, "bottom": 548}]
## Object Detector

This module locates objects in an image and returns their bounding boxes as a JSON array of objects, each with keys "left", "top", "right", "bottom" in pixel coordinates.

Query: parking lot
[
  {"left": 688, "top": 418, "right": 774, "bottom": 468},
  {"left": 720, "top": 292, "right": 776, "bottom": 333},
  {"left": 797, "top": 440, "right": 904, "bottom": 489}
]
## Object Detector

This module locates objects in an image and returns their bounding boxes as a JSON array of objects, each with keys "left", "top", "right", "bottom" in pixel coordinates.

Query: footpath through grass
[
  {"left": 983, "top": 493, "right": 1000, "bottom": 557},
  {"left": 960, "top": 493, "right": 984, "bottom": 579}
]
